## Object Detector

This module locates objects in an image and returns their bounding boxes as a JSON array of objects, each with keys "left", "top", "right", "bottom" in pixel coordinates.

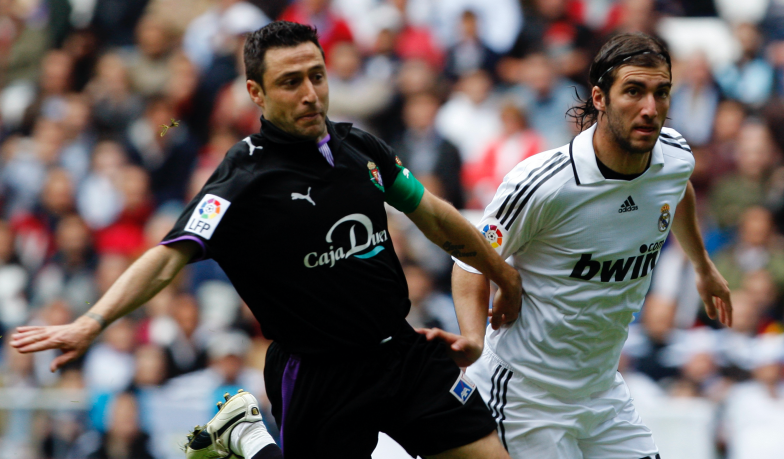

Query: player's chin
[
  {"left": 628, "top": 136, "right": 657, "bottom": 154},
  {"left": 296, "top": 118, "right": 326, "bottom": 137}
]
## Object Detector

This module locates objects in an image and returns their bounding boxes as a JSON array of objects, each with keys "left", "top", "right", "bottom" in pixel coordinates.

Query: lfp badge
[
  {"left": 186, "top": 194, "right": 231, "bottom": 240},
  {"left": 199, "top": 197, "right": 222, "bottom": 219},
  {"left": 482, "top": 224, "right": 503, "bottom": 248}
]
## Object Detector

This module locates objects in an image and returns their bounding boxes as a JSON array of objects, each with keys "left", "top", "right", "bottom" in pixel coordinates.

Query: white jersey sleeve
[
  {"left": 659, "top": 126, "right": 694, "bottom": 202},
  {"left": 456, "top": 150, "right": 571, "bottom": 274}
]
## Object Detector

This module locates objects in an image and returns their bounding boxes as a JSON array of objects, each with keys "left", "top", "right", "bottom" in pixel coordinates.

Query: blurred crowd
[{"left": 2, "top": 0, "right": 784, "bottom": 458}]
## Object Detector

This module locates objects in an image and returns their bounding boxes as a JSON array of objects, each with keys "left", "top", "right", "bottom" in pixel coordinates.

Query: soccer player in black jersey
[{"left": 12, "top": 21, "right": 522, "bottom": 459}]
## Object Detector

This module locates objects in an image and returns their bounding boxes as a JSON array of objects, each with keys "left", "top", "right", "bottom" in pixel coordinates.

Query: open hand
[
  {"left": 415, "top": 327, "right": 483, "bottom": 367},
  {"left": 695, "top": 262, "right": 732, "bottom": 327},
  {"left": 11, "top": 317, "right": 102, "bottom": 372}
]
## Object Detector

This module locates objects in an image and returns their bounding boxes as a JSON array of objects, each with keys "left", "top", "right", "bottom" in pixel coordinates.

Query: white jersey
[{"left": 457, "top": 124, "right": 694, "bottom": 398}]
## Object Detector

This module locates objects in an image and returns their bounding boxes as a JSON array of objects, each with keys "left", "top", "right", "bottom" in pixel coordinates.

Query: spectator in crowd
[
  {"left": 326, "top": 41, "right": 393, "bottom": 128},
  {"left": 2, "top": 119, "right": 67, "bottom": 219},
  {"left": 509, "top": 52, "right": 581, "bottom": 148},
  {"left": 507, "top": 0, "right": 593, "bottom": 86},
  {"left": 86, "top": 53, "right": 145, "bottom": 138},
  {"left": 722, "top": 334, "right": 784, "bottom": 459},
  {"left": 92, "top": 166, "right": 153, "bottom": 257},
  {"left": 20, "top": 49, "right": 75, "bottom": 133},
  {"left": 123, "top": 15, "right": 178, "bottom": 97},
  {"left": 10, "top": 168, "right": 75, "bottom": 271},
  {"left": 703, "top": 100, "right": 747, "bottom": 187},
  {"left": 391, "top": 92, "right": 464, "bottom": 208},
  {"left": 165, "top": 330, "right": 267, "bottom": 415},
  {"left": 715, "top": 22, "right": 775, "bottom": 108},
  {"left": 370, "top": 58, "right": 441, "bottom": 142},
  {"left": 714, "top": 290, "right": 766, "bottom": 380},
  {"left": 77, "top": 141, "right": 129, "bottom": 231},
  {"left": 462, "top": 102, "right": 543, "bottom": 209},
  {"left": 435, "top": 69, "right": 501, "bottom": 163},
  {"left": 385, "top": 0, "right": 444, "bottom": 71},
  {"left": 83, "top": 319, "right": 137, "bottom": 396},
  {"left": 90, "top": 0, "right": 149, "bottom": 48},
  {"left": 209, "top": 39, "right": 263, "bottom": 139},
  {"left": 183, "top": 0, "right": 270, "bottom": 73},
  {"left": 444, "top": 9, "right": 499, "bottom": 83},
  {"left": 125, "top": 97, "right": 199, "bottom": 205},
  {"left": 147, "top": 292, "right": 209, "bottom": 378},
  {"left": 0, "top": 220, "right": 28, "bottom": 331},
  {"left": 713, "top": 206, "right": 784, "bottom": 292},
  {"left": 186, "top": 2, "right": 269, "bottom": 142},
  {"left": 31, "top": 214, "right": 98, "bottom": 313},
  {"left": 403, "top": 263, "right": 459, "bottom": 335},
  {"left": 425, "top": 0, "right": 523, "bottom": 55},
  {"left": 635, "top": 290, "right": 681, "bottom": 383},
  {"left": 668, "top": 53, "right": 720, "bottom": 147},
  {"left": 709, "top": 122, "right": 779, "bottom": 230},
  {"left": 279, "top": 0, "right": 354, "bottom": 61},
  {"left": 644, "top": 241, "right": 702, "bottom": 330},
  {"left": 85, "top": 391, "right": 156, "bottom": 459}
]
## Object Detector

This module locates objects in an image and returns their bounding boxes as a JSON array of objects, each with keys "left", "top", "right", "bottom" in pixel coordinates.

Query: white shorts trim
[{"left": 467, "top": 348, "right": 659, "bottom": 459}]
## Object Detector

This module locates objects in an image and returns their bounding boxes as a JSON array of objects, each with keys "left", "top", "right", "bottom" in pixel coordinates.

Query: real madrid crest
[
  {"left": 367, "top": 161, "right": 384, "bottom": 191},
  {"left": 658, "top": 204, "right": 671, "bottom": 232}
]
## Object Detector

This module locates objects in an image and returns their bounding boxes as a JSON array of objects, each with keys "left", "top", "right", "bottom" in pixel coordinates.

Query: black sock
[{"left": 251, "top": 443, "right": 283, "bottom": 459}]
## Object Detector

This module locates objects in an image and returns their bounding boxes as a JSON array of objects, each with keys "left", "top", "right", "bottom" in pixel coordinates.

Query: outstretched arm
[
  {"left": 406, "top": 190, "right": 521, "bottom": 365},
  {"left": 671, "top": 181, "right": 732, "bottom": 326},
  {"left": 11, "top": 241, "right": 197, "bottom": 371}
]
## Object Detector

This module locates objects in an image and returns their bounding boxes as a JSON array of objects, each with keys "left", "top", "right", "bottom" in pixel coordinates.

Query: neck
[
  {"left": 263, "top": 117, "right": 329, "bottom": 143},
  {"left": 592, "top": 122, "right": 651, "bottom": 175}
]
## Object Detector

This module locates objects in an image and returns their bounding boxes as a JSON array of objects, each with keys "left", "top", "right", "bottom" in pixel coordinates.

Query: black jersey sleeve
[{"left": 160, "top": 149, "right": 254, "bottom": 262}]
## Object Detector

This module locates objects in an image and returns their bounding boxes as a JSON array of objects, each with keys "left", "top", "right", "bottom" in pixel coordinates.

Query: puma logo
[
  {"left": 291, "top": 187, "right": 315, "bottom": 206},
  {"left": 243, "top": 137, "right": 263, "bottom": 155}
]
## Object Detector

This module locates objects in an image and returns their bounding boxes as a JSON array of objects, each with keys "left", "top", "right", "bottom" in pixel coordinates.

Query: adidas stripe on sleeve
[{"left": 456, "top": 150, "right": 570, "bottom": 274}]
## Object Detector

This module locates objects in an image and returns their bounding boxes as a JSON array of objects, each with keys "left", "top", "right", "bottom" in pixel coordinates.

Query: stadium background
[{"left": 1, "top": 0, "right": 784, "bottom": 457}]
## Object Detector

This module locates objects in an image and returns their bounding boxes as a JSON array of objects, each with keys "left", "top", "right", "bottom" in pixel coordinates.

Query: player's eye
[{"left": 627, "top": 87, "right": 639, "bottom": 96}]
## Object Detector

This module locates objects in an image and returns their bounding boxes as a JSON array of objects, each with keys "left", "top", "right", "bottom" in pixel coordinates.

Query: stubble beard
[{"left": 605, "top": 104, "right": 655, "bottom": 155}]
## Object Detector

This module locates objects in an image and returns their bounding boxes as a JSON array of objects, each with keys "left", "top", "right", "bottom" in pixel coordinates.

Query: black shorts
[{"left": 264, "top": 323, "right": 497, "bottom": 458}]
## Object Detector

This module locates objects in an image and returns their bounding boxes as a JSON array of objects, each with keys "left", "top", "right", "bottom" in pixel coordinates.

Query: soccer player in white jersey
[{"left": 418, "top": 33, "right": 733, "bottom": 458}]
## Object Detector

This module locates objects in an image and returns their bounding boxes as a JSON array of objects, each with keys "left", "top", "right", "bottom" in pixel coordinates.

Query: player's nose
[
  {"left": 301, "top": 79, "right": 318, "bottom": 104},
  {"left": 640, "top": 93, "right": 657, "bottom": 118}
]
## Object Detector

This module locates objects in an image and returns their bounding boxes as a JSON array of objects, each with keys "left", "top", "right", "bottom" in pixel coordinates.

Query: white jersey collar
[{"left": 569, "top": 123, "right": 665, "bottom": 185}]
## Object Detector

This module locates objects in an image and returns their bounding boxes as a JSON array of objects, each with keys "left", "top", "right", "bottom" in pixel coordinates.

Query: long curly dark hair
[{"left": 568, "top": 33, "right": 672, "bottom": 131}]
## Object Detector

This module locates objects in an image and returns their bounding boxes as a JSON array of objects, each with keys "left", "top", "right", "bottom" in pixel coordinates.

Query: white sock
[{"left": 229, "top": 422, "right": 277, "bottom": 458}]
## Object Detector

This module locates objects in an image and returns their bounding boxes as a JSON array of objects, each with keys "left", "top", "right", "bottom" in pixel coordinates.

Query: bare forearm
[
  {"left": 672, "top": 182, "right": 711, "bottom": 272},
  {"left": 408, "top": 190, "right": 517, "bottom": 289},
  {"left": 452, "top": 266, "right": 491, "bottom": 344},
  {"left": 88, "top": 244, "right": 192, "bottom": 326}
]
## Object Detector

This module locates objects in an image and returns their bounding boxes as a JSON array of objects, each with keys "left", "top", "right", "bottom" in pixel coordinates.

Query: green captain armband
[{"left": 385, "top": 165, "right": 425, "bottom": 213}]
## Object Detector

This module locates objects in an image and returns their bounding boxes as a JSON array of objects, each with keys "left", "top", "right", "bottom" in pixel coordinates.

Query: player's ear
[
  {"left": 592, "top": 86, "right": 606, "bottom": 113},
  {"left": 247, "top": 79, "right": 265, "bottom": 110}
]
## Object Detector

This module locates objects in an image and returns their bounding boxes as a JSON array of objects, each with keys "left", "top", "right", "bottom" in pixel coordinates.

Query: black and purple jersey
[{"left": 162, "top": 118, "right": 410, "bottom": 354}]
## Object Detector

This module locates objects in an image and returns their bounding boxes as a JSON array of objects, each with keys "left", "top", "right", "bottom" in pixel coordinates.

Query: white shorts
[{"left": 466, "top": 347, "right": 659, "bottom": 459}]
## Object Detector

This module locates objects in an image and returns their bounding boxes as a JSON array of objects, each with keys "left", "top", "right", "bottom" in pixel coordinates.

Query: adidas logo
[{"left": 618, "top": 196, "right": 638, "bottom": 213}]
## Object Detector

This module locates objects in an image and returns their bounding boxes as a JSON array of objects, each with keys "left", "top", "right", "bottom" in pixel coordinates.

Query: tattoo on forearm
[{"left": 442, "top": 241, "right": 477, "bottom": 258}]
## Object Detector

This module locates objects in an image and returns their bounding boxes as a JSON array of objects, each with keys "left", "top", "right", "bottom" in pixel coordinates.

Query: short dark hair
[
  {"left": 568, "top": 33, "right": 671, "bottom": 130},
  {"left": 243, "top": 21, "right": 324, "bottom": 89}
]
